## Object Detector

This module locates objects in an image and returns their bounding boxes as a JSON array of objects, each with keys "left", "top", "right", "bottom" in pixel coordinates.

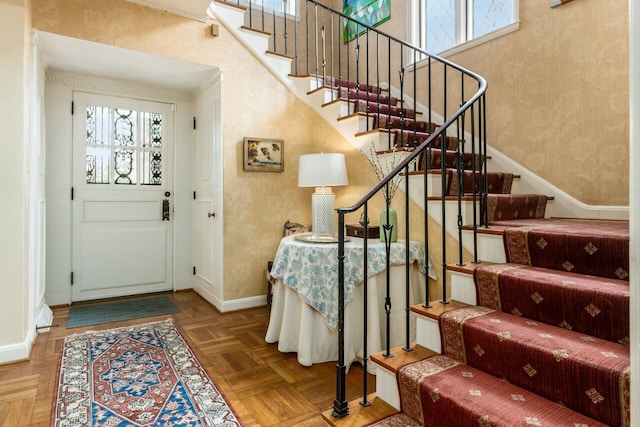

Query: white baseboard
[
  {"left": 219, "top": 295, "right": 267, "bottom": 312},
  {"left": 0, "top": 341, "right": 31, "bottom": 364},
  {"left": 194, "top": 285, "right": 267, "bottom": 313},
  {"left": 36, "top": 303, "right": 54, "bottom": 333},
  {"left": 0, "top": 302, "right": 53, "bottom": 364}
]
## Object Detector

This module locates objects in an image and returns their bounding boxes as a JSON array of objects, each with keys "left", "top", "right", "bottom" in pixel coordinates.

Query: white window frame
[
  {"left": 240, "top": 0, "right": 297, "bottom": 18},
  {"left": 409, "top": 0, "right": 520, "bottom": 60}
]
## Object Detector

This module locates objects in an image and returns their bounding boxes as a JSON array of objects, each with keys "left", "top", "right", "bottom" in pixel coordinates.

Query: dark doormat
[{"left": 66, "top": 295, "right": 179, "bottom": 328}]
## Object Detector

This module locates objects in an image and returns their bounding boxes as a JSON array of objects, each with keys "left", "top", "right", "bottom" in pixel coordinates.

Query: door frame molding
[{"left": 45, "top": 72, "right": 199, "bottom": 305}]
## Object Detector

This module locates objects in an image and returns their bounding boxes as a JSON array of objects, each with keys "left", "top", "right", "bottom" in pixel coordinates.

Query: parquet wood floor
[{"left": 0, "top": 290, "right": 376, "bottom": 426}]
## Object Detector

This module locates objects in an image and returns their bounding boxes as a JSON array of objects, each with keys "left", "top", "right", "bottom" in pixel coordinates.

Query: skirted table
[{"left": 265, "top": 234, "right": 436, "bottom": 372}]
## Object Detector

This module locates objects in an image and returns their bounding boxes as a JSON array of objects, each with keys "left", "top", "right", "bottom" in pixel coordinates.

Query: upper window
[
  {"left": 411, "top": 0, "right": 518, "bottom": 56},
  {"left": 241, "top": 0, "right": 296, "bottom": 15}
]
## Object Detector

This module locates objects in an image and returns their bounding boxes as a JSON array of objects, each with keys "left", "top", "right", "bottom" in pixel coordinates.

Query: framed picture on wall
[
  {"left": 343, "top": 0, "right": 391, "bottom": 43},
  {"left": 243, "top": 137, "right": 284, "bottom": 172}
]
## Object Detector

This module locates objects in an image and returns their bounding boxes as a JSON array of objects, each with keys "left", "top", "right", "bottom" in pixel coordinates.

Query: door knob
[{"left": 208, "top": 212, "right": 215, "bottom": 218}]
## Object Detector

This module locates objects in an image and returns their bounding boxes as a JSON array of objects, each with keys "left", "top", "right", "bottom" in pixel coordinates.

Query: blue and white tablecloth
[{"left": 269, "top": 235, "right": 436, "bottom": 330}]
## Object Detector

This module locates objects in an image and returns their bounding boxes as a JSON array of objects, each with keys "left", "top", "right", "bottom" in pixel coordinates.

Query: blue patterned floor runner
[{"left": 67, "top": 296, "right": 179, "bottom": 328}]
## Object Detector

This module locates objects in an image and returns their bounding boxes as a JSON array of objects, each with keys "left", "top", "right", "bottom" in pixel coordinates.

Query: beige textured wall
[
  {"left": 31, "top": 0, "right": 380, "bottom": 302},
  {"left": 451, "top": 0, "right": 629, "bottom": 206},
  {"left": 0, "top": 0, "right": 28, "bottom": 347},
  {"left": 336, "top": 0, "right": 630, "bottom": 206}
]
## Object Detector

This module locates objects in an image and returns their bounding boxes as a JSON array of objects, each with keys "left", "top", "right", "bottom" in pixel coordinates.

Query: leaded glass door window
[{"left": 85, "top": 105, "right": 164, "bottom": 186}]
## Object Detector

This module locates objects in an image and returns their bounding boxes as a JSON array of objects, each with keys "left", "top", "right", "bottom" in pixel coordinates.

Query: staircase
[{"left": 208, "top": 1, "right": 631, "bottom": 426}]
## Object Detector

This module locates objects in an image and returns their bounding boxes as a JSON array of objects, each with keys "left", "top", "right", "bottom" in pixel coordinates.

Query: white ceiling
[{"left": 37, "top": 31, "right": 218, "bottom": 94}]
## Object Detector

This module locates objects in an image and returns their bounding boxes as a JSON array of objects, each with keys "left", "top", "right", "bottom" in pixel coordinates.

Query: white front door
[{"left": 71, "top": 92, "right": 174, "bottom": 302}]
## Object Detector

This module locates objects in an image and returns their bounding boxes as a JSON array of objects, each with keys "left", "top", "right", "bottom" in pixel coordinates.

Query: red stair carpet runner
[
  {"left": 448, "top": 170, "right": 514, "bottom": 195},
  {"left": 440, "top": 307, "right": 630, "bottom": 426},
  {"left": 498, "top": 218, "right": 630, "bottom": 280},
  {"left": 371, "top": 355, "right": 609, "bottom": 427},
  {"left": 474, "top": 263, "right": 630, "bottom": 344}
]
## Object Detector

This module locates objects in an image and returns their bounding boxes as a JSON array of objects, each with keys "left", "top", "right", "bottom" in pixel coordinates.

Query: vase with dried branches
[{"left": 361, "top": 142, "right": 406, "bottom": 243}]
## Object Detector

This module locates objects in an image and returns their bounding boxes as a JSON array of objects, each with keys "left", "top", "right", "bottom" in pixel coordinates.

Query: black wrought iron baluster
[
  {"left": 413, "top": 48, "right": 418, "bottom": 153},
  {"left": 376, "top": 32, "right": 380, "bottom": 107},
  {"left": 428, "top": 57, "right": 432, "bottom": 132},
  {"left": 293, "top": 0, "right": 298, "bottom": 74},
  {"left": 403, "top": 164, "right": 413, "bottom": 352},
  {"left": 272, "top": 3, "right": 277, "bottom": 52},
  {"left": 332, "top": 212, "right": 349, "bottom": 419},
  {"left": 346, "top": 19, "right": 351, "bottom": 90},
  {"left": 398, "top": 64, "right": 405, "bottom": 151},
  {"left": 283, "top": 0, "right": 288, "bottom": 56},
  {"left": 248, "top": 0, "right": 252, "bottom": 27},
  {"left": 314, "top": 4, "right": 319, "bottom": 82},
  {"left": 482, "top": 94, "right": 488, "bottom": 228},
  {"left": 382, "top": 187, "right": 394, "bottom": 358},
  {"left": 456, "top": 112, "right": 465, "bottom": 267},
  {"left": 422, "top": 151, "right": 432, "bottom": 308},
  {"left": 360, "top": 202, "right": 371, "bottom": 408},
  {"left": 338, "top": 15, "right": 342, "bottom": 93},
  {"left": 321, "top": 11, "right": 326, "bottom": 84},
  {"left": 421, "top": 47, "right": 432, "bottom": 309},
  {"left": 261, "top": 0, "right": 265, "bottom": 33},
  {"left": 329, "top": 13, "right": 334, "bottom": 101},
  {"left": 355, "top": 38, "right": 360, "bottom": 118},
  {"left": 305, "top": 1, "right": 310, "bottom": 78},
  {"left": 386, "top": 37, "right": 391, "bottom": 141},
  {"left": 355, "top": 30, "right": 360, "bottom": 93},
  {"left": 365, "top": 28, "right": 370, "bottom": 120},
  {"left": 441, "top": 64, "right": 449, "bottom": 306},
  {"left": 470, "top": 101, "right": 479, "bottom": 262}
]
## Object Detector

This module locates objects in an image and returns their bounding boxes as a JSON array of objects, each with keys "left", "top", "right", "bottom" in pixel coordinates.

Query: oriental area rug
[{"left": 51, "top": 320, "right": 243, "bottom": 426}]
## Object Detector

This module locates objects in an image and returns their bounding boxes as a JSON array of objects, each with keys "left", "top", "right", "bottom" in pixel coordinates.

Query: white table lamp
[{"left": 298, "top": 153, "right": 348, "bottom": 238}]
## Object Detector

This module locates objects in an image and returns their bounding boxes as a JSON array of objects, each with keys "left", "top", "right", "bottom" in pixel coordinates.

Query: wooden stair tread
[
  {"left": 461, "top": 225, "right": 506, "bottom": 235},
  {"left": 321, "top": 98, "right": 343, "bottom": 108},
  {"left": 266, "top": 50, "right": 294, "bottom": 60},
  {"left": 410, "top": 299, "right": 470, "bottom": 321},
  {"left": 370, "top": 344, "right": 438, "bottom": 374},
  {"left": 239, "top": 25, "right": 270, "bottom": 36},
  {"left": 321, "top": 394, "right": 397, "bottom": 427},
  {"left": 446, "top": 261, "right": 495, "bottom": 274}
]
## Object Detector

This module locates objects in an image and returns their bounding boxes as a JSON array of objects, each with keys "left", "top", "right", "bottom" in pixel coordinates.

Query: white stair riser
[
  {"left": 449, "top": 270, "right": 477, "bottom": 305},
  {"left": 416, "top": 316, "right": 441, "bottom": 353},
  {"left": 427, "top": 199, "right": 480, "bottom": 237},
  {"left": 238, "top": 28, "right": 270, "bottom": 54},
  {"left": 211, "top": 2, "right": 245, "bottom": 28},
  {"left": 408, "top": 173, "right": 444, "bottom": 198},
  {"left": 461, "top": 230, "right": 506, "bottom": 264},
  {"left": 375, "top": 366, "right": 401, "bottom": 410},
  {"left": 265, "top": 53, "right": 293, "bottom": 79}
]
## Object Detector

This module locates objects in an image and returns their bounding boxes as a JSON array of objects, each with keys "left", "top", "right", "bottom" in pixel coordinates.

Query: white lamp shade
[{"left": 298, "top": 153, "right": 348, "bottom": 187}]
